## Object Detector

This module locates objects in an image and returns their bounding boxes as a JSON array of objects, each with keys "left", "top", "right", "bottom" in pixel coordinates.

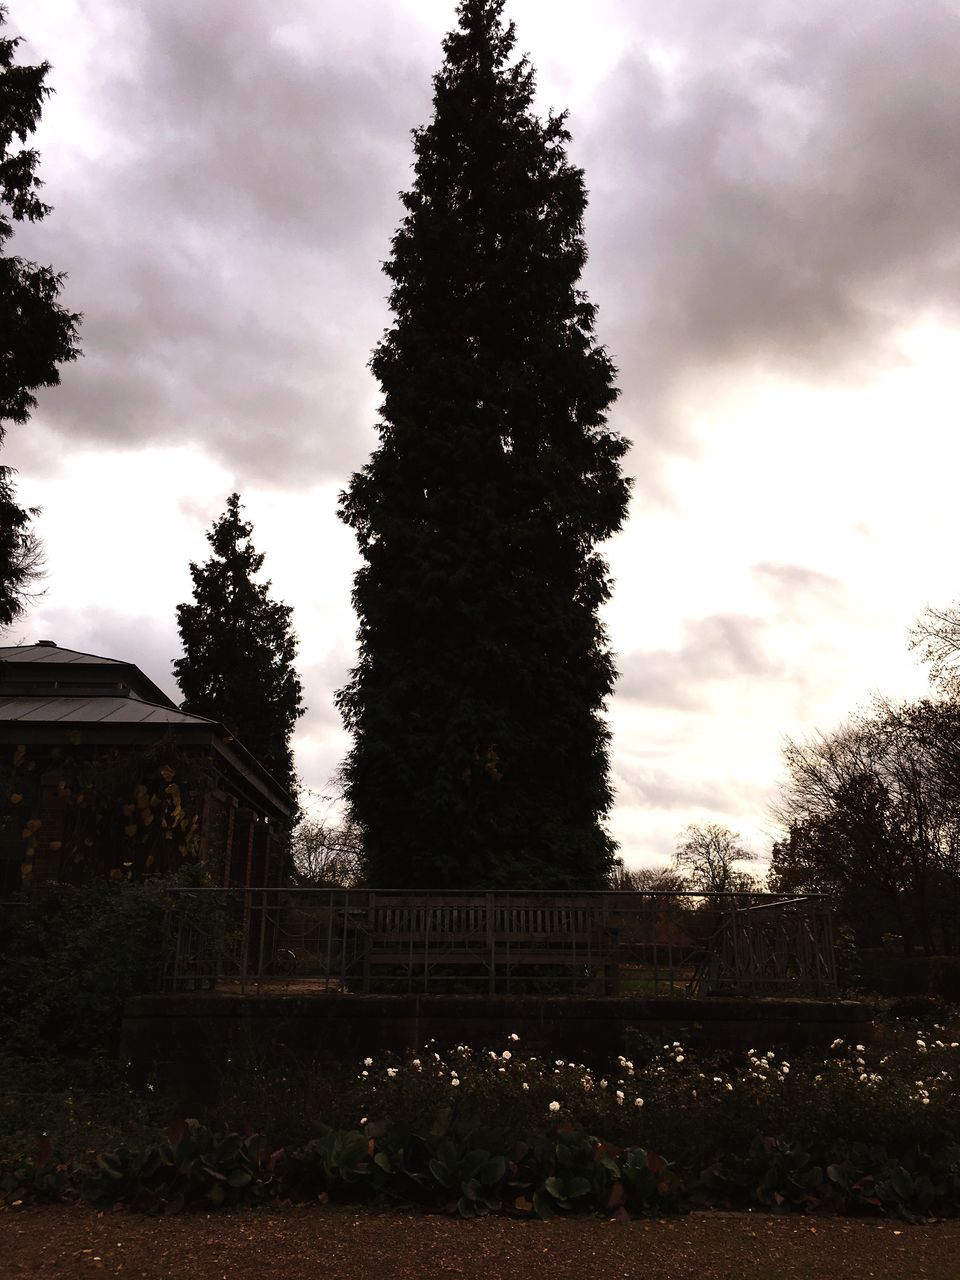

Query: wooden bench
[{"left": 358, "top": 893, "right": 620, "bottom": 993}]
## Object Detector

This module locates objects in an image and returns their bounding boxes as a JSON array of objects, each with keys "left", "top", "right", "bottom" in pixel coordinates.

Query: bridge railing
[{"left": 161, "top": 888, "right": 838, "bottom": 998}]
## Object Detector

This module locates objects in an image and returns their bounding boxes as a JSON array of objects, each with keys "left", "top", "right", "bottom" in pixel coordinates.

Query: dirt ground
[{"left": 3, "top": 1204, "right": 960, "bottom": 1280}]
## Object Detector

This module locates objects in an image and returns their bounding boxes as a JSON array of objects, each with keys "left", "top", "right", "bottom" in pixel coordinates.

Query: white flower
[
  {"left": 360, "top": 1116, "right": 368, "bottom": 1125},
  {"left": 952, "top": 1043, "right": 960, "bottom": 1049},
  {"left": 766, "top": 1051, "right": 775, "bottom": 1060},
  {"left": 363, "top": 1058, "right": 374, "bottom": 1067},
  {"left": 411, "top": 1059, "right": 421, "bottom": 1069},
  {"left": 615, "top": 1090, "right": 624, "bottom": 1104},
  {"left": 917, "top": 1040, "right": 927, "bottom": 1049},
  {"left": 361, "top": 1071, "right": 368, "bottom": 1078},
  {"left": 713, "top": 1077, "right": 723, "bottom": 1084},
  {"left": 922, "top": 1097, "right": 930, "bottom": 1104},
  {"left": 522, "top": 1082, "right": 530, "bottom": 1091},
  {"left": 635, "top": 1097, "right": 644, "bottom": 1107},
  {"left": 502, "top": 1050, "right": 512, "bottom": 1061},
  {"left": 724, "top": 1082, "right": 733, "bottom": 1091},
  {"left": 489, "top": 1051, "right": 498, "bottom": 1060},
  {"left": 451, "top": 1078, "right": 461, "bottom": 1087},
  {"left": 548, "top": 1100, "right": 560, "bottom": 1112},
  {"left": 509, "top": 1033, "right": 519, "bottom": 1041},
  {"left": 675, "top": 1055, "right": 685, "bottom": 1064},
  {"left": 781, "top": 1066, "right": 790, "bottom": 1076},
  {"left": 855, "top": 1044, "right": 865, "bottom": 1052},
  {"left": 830, "top": 1038, "right": 843, "bottom": 1050},
  {"left": 386, "top": 1067, "right": 398, "bottom": 1078},
  {"left": 600, "top": 1078, "right": 609, "bottom": 1088},
  {"left": 498, "top": 1067, "right": 506, "bottom": 1073}
]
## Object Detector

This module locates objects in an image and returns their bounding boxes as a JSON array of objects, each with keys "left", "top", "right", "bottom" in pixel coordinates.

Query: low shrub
[
  {"left": 0, "top": 874, "right": 198, "bottom": 1085},
  {"left": 3, "top": 1011, "right": 960, "bottom": 1222}
]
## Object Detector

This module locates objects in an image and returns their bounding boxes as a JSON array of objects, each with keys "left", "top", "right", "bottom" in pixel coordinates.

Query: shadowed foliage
[
  {"left": 0, "top": 6, "right": 81, "bottom": 627},
  {"left": 174, "top": 494, "right": 304, "bottom": 802},
  {"left": 338, "top": 0, "right": 630, "bottom": 889}
]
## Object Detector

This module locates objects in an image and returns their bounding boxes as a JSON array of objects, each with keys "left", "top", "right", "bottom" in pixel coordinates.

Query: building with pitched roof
[{"left": 0, "top": 641, "right": 295, "bottom": 893}]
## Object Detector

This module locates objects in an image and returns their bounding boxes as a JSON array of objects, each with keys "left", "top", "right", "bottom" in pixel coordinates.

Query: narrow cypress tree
[
  {"left": 0, "top": 7, "right": 81, "bottom": 626},
  {"left": 174, "top": 494, "right": 304, "bottom": 800},
  {"left": 338, "top": 0, "right": 630, "bottom": 889}
]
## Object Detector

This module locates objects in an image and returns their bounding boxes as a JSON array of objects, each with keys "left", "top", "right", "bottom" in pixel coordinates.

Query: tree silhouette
[
  {"left": 0, "top": 7, "right": 81, "bottom": 626},
  {"left": 338, "top": 0, "right": 630, "bottom": 888},
  {"left": 174, "top": 494, "right": 304, "bottom": 800}
]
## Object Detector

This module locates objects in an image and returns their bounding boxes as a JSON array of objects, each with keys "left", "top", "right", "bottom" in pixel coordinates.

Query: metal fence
[{"left": 162, "top": 888, "right": 838, "bottom": 999}]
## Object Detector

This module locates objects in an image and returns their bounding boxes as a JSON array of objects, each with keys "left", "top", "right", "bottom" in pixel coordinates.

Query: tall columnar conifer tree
[
  {"left": 174, "top": 494, "right": 304, "bottom": 801},
  {"left": 338, "top": 0, "right": 631, "bottom": 889},
  {"left": 0, "top": 7, "right": 81, "bottom": 627}
]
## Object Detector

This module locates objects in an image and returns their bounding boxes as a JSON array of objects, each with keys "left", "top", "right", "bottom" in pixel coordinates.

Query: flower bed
[{"left": 3, "top": 1010, "right": 960, "bottom": 1222}]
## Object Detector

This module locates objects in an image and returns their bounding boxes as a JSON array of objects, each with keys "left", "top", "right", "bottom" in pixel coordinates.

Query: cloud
[
  {"left": 752, "top": 561, "right": 849, "bottom": 615},
  {"left": 13, "top": 0, "right": 960, "bottom": 501},
  {"left": 12, "top": 1, "right": 434, "bottom": 483},
  {"left": 617, "top": 612, "right": 780, "bottom": 709},
  {"left": 615, "top": 761, "right": 751, "bottom": 814},
  {"left": 582, "top": 0, "right": 960, "bottom": 491},
  {"left": 19, "top": 605, "right": 182, "bottom": 702}
]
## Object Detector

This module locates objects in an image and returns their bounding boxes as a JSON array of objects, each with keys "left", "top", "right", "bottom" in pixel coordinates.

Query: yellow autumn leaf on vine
[
  {"left": 49, "top": 841, "right": 62, "bottom": 851},
  {"left": 124, "top": 823, "right": 137, "bottom": 838},
  {"left": 159, "top": 765, "right": 175, "bottom": 782},
  {"left": 122, "top": 803, "right": 136, "bottom": 817},
  {"left": 12, "top": 745, "right": 26, "bottom": 768},
  {"left": 20, "top": 862, "right": 32, "bottom": 878},
  {"left": 142, "top": 811, "right": 154, "bottom": 826}
]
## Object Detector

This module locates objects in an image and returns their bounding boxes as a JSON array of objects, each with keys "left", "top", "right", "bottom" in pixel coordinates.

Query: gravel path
[{"left": 3, "top": 1204, "right": 960, "bottom": 1279}]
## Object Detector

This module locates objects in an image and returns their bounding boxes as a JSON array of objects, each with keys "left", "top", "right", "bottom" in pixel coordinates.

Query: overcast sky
[{"left": 5, "top": 0, "right": 959, "bottom": 868}]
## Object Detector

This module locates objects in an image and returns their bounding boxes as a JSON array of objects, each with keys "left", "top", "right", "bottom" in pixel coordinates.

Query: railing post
[
  {"left": 486, "top": 892, "right": 495, "bottom": 994},
  {"left": 256, "top": 886, "right": 268, "bottom": 994}
]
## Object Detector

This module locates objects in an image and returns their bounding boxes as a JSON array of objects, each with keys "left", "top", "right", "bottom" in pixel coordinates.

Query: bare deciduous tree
[
  {"left": 673, "top": 823, "right": 763, "bottom": 895},
  {"left": 771, "top": 698, "right": 960, "bottom": 954},
  {"left": 289, "top": 810, "right": 365, "bottom": 888},
  {"left": 909, "top": 602, "right": 960, "bottom": 697}
]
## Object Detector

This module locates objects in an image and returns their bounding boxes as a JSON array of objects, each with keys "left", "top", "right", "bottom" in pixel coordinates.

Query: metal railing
[{"left": 161, "top": 888, "right": 838, "bottom": 999}]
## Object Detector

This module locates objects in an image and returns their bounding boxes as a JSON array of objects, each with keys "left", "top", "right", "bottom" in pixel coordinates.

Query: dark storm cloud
[
  {"left": 11, "top": 1, "right": 433, "bottom": 482},
  {"left": 11, "top": 0, "right": 960, "bottom": 494},
  {"left": 617, "top": 612, "right": 781, "bottom": 710},
  {"left": 582, "top": 0, "right": 960, "bottom": 489}
]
